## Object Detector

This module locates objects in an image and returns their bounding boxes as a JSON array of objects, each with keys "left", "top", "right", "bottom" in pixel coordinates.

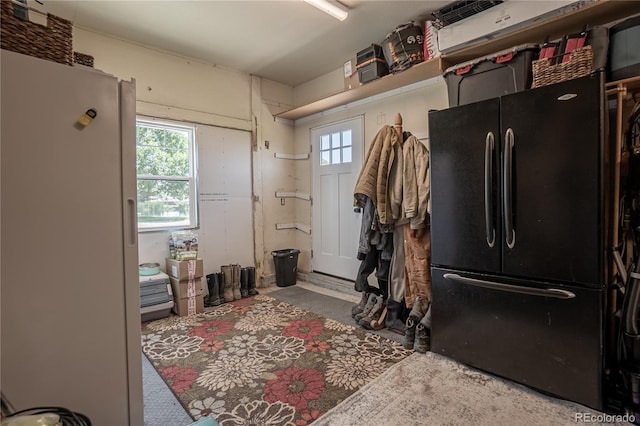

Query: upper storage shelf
[{"left": 275, "top": 0, "right": 640, "bottom": 122}]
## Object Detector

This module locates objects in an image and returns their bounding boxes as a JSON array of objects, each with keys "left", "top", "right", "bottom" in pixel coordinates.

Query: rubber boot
[
  {"left": 221, "top": 265, "right": 234, "bottom": 303},
  {"left": 414, "top": 304, "right": 432, "bottom": 354},
  {"left": 205, "top": 273, "right": 222, "bottom": 307},
  {"left": 247, "top": 266, "right": 259, "bottom": 296},
  {"left": 216, "top": 272, "right": 226, "bottom": 303},
  {"left": 232, "top": 264, "right": 242, "bottom": 300},
  {"left": 384, "top": 299, "right": 406, "bottom": 334},
  {"left": 240, "top": 267, "right": 250, "bottom": 298}
]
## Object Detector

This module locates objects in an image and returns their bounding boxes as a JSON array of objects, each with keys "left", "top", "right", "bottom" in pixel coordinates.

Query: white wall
[
  {"left": 73, "top": 28, "right": 296, "bottom": 285},
  {"left": 72, "top": 27, "right": 448, "bottom": 284},
  {"left": 291, "top": 77, "right": 449, "bottom": 273}
]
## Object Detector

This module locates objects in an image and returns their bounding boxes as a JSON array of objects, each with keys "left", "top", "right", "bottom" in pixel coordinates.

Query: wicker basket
[
  {"left": 531, "top": 45, "right": 593, "bottom": 88},
  {"left": 73, "top": 51, "right": 94, "bottom": 67},
  {"left": 0, "top": 0, "right": 73, "bottom": 66}
]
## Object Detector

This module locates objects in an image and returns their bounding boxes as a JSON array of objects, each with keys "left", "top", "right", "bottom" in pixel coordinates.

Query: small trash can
[{"left": 272, "top": 249, "right": 300, "bottom": 287}]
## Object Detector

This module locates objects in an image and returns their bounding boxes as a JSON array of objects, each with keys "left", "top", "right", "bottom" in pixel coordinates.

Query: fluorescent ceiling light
[{"left": 304, "top": 0, "right": 349, "bottom": 21}]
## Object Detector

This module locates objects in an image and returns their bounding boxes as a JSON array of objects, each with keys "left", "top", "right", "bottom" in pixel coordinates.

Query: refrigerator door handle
[
  {"left": 503, "top": 128, "right": 516, "bottom": 249},
  {"left": 485, "top": 131, "right": 495, "bottom": 248},
  {"left": 443, "top": 273, "right": 576, "bottom": 299}
]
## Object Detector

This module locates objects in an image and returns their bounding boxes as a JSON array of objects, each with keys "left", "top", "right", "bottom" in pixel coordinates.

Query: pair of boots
[
  {"left": 205, "top": 265, "right": 258, "bottom": 306},
  {"left": 403, "top": 296, "right": 432, "bottom": 353},
  {"left": 352, "top": 292, "right": 387, "bottom": 330}
]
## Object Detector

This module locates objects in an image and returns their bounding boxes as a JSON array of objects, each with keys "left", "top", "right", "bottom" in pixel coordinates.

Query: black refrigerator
[{"left": 428, "top": 73, "right": 608, "bottom": 411}]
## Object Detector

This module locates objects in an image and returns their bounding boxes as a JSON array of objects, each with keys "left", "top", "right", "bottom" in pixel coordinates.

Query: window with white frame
[
  {"left": 136, "top": 118, "right": 198, "bottom": 231},
  {"left": 319, "top": 129, "right": 352, "bottom": 165}
]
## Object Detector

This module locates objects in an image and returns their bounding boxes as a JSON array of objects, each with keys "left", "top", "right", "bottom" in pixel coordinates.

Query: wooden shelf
[
  {"left": 275, "top": 0, "right": 640, "bottom": 122},
  {"left": 276, "top": 58, "right": 443, "bottom": 121}
]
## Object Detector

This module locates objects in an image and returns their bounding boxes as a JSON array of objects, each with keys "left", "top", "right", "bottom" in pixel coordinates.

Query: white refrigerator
[{"left": 1, "top": 49, "right": 143, "bottom": 425}]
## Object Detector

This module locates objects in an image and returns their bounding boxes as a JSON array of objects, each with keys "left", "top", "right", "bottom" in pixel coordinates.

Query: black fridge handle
[
  {"left": 503, "top": 128, "right": 516, "bottom": 249},
  {"left": 443, "top": 273, "right": 576, "bottom": 299},
  {"left": 485, "top": 132, "right": 495, "bottom": 248}
]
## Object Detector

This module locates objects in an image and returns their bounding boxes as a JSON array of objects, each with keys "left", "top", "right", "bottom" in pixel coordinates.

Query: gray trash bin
[{"left": 272, "top": 249, "right": 300, "bottom": 287}]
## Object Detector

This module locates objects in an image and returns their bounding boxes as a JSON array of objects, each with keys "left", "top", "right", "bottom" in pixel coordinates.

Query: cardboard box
[
  {"left": 343, "top": 58, "right": 360, "bottom": 90},
  {"left": 170, "top": 277, "right": 204, "bottom": 299},
  {"left": 173, "top": 294, "right": 204, "bottom": 316},
  {"left": 166, "top": 258, "right": 203, "bottom": 280}
]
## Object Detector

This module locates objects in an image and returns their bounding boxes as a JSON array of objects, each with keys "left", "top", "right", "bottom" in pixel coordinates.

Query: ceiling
[{"left": 34, "top": 0, "right": 450, "bottom": 87}]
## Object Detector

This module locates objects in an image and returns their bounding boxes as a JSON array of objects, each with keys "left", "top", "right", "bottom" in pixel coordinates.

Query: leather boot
[
  {"left": 205, "top": 273, "right": 222, "bottom": 307},
  {"left": 240, "top": 267, "right": 250, "bottom": 298},
  {"left": 359, "top": 296, "right": 385, "bottom": 329},
  {"left": 247, "top": 266, "right": 259, "bottom": 296},
  {"left": 414, "top": 304, "right": 432, "bottom": 353},
  {"left": 354, "top": 293, "right": 379, "bottom": 322},
  {"left": 232, "top": 264, "right": 242, "bottom": 300},
  {"left": 351, "top": 291, "right": 370, "bottom": 318},
  {"left": 403, "top": 296, "right": 429, "bottom": 349},
  {"left": 221, "top": 265, "right": 234, "bottom": 303}
]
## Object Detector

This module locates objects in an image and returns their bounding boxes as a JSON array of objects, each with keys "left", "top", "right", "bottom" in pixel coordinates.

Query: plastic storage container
[
  {"left": 272, "top": 249, "right": 300, "bottom": 287},
  {"left": 444, "top": 43, "right": 539, "bottom": 107},
  {"left": 139, "top": 272, "right": 174, "bottom": 322}
]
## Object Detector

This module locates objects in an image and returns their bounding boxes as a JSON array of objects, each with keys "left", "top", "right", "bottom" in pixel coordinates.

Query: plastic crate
[{"left": 444, "top": 44, "right": 539, "bottom": 107}]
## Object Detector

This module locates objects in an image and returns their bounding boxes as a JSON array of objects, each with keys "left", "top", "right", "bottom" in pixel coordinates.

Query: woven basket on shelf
[
  {"left": 0, "top": 0, "right": 73, "bottom": 65},
  {"left": 531, "top": 45, "right": 593, "bottom": 88},
  {"left": 73, "top": 51, "right": 94, "bottom": 67}
]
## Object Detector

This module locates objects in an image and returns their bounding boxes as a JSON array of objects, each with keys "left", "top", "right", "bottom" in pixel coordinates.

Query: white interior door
[{"left": 312, "top": 116, "right": 363, "bottom": 279}]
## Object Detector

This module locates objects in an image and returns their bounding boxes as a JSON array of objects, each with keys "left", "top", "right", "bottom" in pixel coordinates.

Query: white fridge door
[{"left": 1, "top": 50, "right": 142, "bottom": 425}]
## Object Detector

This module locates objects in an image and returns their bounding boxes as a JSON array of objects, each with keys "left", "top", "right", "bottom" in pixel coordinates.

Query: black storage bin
[
  {"left": 357, "top": 44, "right": 385, "bottom": 66},
  {"left": 445, "top": 43, "right": 539, "bottom": 107},
  {"left": 358, "top": 60, "right": 389, "bottom": 84},
  {"left": 608, "top": 15, "right": 640, "bottom": 82},
  {"left": 272, "top": 249, "right": 300, "bottom": 287}
]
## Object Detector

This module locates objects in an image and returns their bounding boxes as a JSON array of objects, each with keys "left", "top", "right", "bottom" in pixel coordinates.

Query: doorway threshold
[{"left": 297, "top": 272, "right": 358, "bottom": 298}]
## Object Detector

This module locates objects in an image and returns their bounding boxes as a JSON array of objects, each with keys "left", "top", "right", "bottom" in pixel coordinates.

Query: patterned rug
[{"left": 141, "top": 294, "right": 413, "bottom": 425}]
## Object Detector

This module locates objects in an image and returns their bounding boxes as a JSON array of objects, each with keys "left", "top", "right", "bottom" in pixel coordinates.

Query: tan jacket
[
  {"left": 387, "top": 135, "right": 431, "bottom": 229},
  {"left": 353, "top": 125, "right": 399, "bottom": 225}
]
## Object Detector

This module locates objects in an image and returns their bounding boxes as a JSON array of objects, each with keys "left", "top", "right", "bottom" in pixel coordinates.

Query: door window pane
[{"left": 332, "top": 148, "right": 341, "bottom": 164}]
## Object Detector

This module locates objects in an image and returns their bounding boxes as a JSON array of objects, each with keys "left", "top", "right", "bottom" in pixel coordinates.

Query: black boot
[
  {"left": 216, "top": 272, "right": 226, "bottom": 303},
  {"left": 385, "top": 299, "right": 406, "bottom": 335},
  {"left": 240, "top": 267, "right": 250, "bottom": 298},
  {"left": 205, "top": 273, "right": 222, "bottom": 307},
  {"left": 247, "top": 266, "right": 259, "bottom": 296}
]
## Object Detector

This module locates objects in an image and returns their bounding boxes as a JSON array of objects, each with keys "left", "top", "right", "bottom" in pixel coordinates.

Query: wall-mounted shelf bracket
[
  {"left": 276, "top": 223, "right": 312, "bottom": 234},
  {"left": 275, "top": 191, "right": 312, "bottom": 201},
  {"left": 274, "top": 152, "right": 309, "bottom": 160}
]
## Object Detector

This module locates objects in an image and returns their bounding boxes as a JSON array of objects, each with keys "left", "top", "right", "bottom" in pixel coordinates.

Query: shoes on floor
[
  {"left": 414, "top": 304, "right": 432, "bottom": 354},
  {"left": 351, "top": 291, "right": 370, "bottom": 318},
  {"left": 403, "top": 297, "right": 430, "bottom": 349},
  {"left": 360, "top": 296, "right": 386, "bottom": 330},
  {"left": 354, "top": 293, "right": 378, "bottom": 322}
]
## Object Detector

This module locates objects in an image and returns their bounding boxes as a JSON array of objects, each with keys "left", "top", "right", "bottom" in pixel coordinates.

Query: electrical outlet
[{"left": 281, "top": 198, "right": 285, "bottom": 205}]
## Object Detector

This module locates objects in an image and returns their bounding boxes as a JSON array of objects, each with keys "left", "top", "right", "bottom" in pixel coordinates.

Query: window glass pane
[
  {"left": 321, "top": 134, "right": 330, "bottom": 151},
  {"left": 137, "top": 126, "right": 190, "bottom": 176},
  {"left": 331, "top": 132, "right": 341, "bottom": 148},
  {"left": 331, "top": 148, "right": 341, "bottom": 164},
  {"left": 321, "top": 151, "right": 331, "bottom": 166},
  {"left": 137, "top": 179, "right": 191, "bottom": 227},
  {"left": 342, "top": 146, "right": 352, "bottom": 163},
  {"left": 342, "top": 130, "right": 352, "bottom": 146}
]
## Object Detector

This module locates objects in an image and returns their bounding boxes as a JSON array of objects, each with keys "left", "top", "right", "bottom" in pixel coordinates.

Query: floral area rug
[{"left": 141, "top": 294, "right": 413, "bottom": 425}]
